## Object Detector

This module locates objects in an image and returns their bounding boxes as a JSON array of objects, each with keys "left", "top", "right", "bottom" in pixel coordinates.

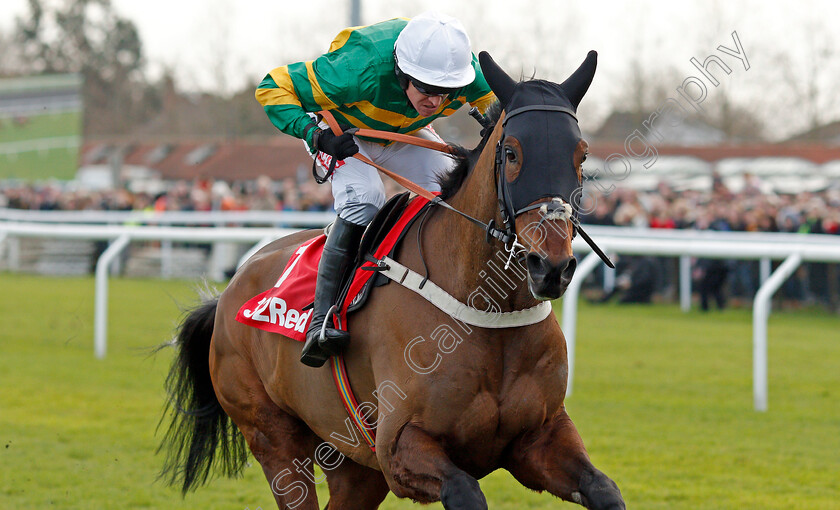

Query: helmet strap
[{"left": 393, "top": 51, "right": 410, "bottom": 91}]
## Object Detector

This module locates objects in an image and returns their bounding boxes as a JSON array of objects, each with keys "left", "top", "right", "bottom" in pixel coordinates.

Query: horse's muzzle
[{"left": 525, "top": 253, "right": 577, "bottom": 300}]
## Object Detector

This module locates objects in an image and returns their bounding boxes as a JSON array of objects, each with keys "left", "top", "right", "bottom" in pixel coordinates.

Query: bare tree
[
  {"left": 777, "top": 21, "right": 840, "bottom": 139},
  {"left": 0, "top": 28, "right": 23, "bottom": 76},
  {"left": 700, "top": 88, "right": 765, "bottom": 141},
  {"left": 13, "top": 0, "right": 153, "bottom": 135}
]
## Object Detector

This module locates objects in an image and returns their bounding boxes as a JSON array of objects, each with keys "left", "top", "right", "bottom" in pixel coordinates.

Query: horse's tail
[{"left": 157, "top": 297, "right": 248, "bottom": 494}]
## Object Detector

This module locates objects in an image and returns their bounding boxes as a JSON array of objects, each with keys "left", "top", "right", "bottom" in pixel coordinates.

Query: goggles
[{"left": 409, "top": 78, "right": 456, "bottom": 98}]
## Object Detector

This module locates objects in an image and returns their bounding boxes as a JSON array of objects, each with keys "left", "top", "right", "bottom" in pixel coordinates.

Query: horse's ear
[
  {"left": 479, "top": 51, "right": 516, "bottom": 109},
  {"left": 560, "top": 50, "right": 598, "bottom": 110}
]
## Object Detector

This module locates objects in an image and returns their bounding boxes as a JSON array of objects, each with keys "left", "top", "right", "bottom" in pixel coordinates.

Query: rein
[
  {"left": 316, "top": 106, "right": 608, "bottom": 451},
  {"left": 317, "top": 110, "right": 519, "bottom": 252},
  {"left": 315, "top": 109, "right": 613, "bottom": 268}
]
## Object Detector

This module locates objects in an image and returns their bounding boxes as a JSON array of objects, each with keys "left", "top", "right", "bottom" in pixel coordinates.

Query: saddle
[
  {"left": 235, "top": 192, "right": 432, "bottom": 340},
  {"left": 344, "top": 191, "right": 412, "bottom": 312}
]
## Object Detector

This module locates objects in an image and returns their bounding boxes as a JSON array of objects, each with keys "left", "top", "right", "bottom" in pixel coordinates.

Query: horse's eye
[
  {"left": 505, "top": 147, "right": 517, "bottom": 163},
  {"left": 582, "top": 151, "right": 589, "bottom": 163}
]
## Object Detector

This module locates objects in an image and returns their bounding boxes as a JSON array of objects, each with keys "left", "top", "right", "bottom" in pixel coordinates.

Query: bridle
[
  {"left": 490, "top": 104, "right": 615, "bottom": 268},
  {"left": 314, "top": 107, "right": 614, "bottom": 269},
  {"left": 495, "top": 105, "right": 580, "bottom": 238}
]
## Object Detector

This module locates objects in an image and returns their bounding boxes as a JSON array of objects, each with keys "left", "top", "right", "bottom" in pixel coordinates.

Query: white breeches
[{"left": 306, "top": 123, "right": 454, "bottom": 225}]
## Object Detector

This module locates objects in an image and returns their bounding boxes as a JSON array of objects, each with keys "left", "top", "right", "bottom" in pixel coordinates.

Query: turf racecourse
[{"left": 1, "top": 273, "right": 838, "bottom": 509}]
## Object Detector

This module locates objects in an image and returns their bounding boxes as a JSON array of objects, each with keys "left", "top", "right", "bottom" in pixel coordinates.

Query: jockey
[{"left": 256, "top": 11, "right": 496, "bottom": 367}]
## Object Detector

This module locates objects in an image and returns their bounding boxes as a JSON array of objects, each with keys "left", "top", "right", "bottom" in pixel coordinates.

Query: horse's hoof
[
  {"left": 578, "top": 468, "right": 625, "bottom": 510},
  {"left": 440, "top": 471, "right": 488, "bottom": 510}
]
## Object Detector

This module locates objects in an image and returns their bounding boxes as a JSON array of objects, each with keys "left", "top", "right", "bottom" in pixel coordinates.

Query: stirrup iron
[{"left": 319, "top": 304, "right": 342, "bottom": 343}]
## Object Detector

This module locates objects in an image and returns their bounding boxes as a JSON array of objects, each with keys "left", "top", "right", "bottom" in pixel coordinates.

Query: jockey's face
[{"left": 405, "top": 82, "right": 446, "bottom": 118}]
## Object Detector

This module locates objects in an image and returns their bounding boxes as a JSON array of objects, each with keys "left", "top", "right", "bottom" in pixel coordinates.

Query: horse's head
[{"left": 480, "top": 51, "right": 597, "bottom": 300}]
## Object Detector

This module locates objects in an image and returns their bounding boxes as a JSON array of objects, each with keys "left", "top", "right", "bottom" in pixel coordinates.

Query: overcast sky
[{"left": 3, "top": 0, "right": 840, "bottom": 139}]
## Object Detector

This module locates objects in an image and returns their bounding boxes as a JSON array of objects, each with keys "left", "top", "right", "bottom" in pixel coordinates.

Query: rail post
[
  {"left": 562, "top": 251, "right": 603, "bottom": 398},
  {"left": 94, "top": 234, "right": 131, "bottom": 359},
  {"left": 680, "top": 255, "right": 692, "bottom": 312},
  {"left": 752, "top": 253, "right": 801, "bottom": 411}
]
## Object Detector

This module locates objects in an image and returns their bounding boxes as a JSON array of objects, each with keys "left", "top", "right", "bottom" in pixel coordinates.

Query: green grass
[
  {"left": 0, "top": 111, "right": 81, "bottom": 180},
  {"left": 0, "top": 149, "right": 79, "bottom": 180},
  {"left": 0, "top": 272, "right": 838, "bottom": 509},
  {"left": 0, "top": 112, "right": 81, "bottom": 144}
]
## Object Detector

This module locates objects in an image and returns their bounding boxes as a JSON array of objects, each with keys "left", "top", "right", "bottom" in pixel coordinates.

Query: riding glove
[{"left": 313, "top": 129, "right": 359, "bottom": 160}]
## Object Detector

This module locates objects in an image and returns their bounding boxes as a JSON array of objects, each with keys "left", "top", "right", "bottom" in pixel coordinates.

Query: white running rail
[{"left": 1, "top": 220, "right": 838, "bottom": 411}]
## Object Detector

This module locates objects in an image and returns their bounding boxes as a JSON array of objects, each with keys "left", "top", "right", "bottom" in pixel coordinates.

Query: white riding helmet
[{"left": 394, "top": 11, "right": 476, "bottom": 89}]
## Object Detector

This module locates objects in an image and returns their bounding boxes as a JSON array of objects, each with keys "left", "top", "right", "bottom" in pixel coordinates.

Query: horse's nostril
[
  {"left": 563, "top": 256, "right": 577, "bottom": 277},
  {"left": 526, "top": 252, "right": 548, "bottom": 277}
]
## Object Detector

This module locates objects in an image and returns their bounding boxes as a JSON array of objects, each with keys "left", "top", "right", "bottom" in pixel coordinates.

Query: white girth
[{"left": 375, "top": 256, "right": 552, "bottom": 328}]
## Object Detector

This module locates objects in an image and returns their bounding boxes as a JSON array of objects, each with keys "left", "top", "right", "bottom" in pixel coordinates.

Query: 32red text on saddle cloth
[{"left": 235, "top": 195, "right": 431, "bottom": 340}]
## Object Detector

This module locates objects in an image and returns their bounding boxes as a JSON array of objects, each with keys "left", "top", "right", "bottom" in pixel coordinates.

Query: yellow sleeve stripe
[
  {"left": 257, "top": 67, "right": 301, "bottom": 107},
  {"left": 437, "top": 97, "right": 461, "bottom": 117},
  {"left": 328, "top": 27, "right": 358, "bottom": 52},
  {"left": 255, "top": 87, "right": 301, "bottom": 107},
  {"left": 328, "top": 18, "right": 409, "bottom": 52},
  {"left": 305, "top": 61, "right": 338, "bottom": 110},
  {"left": 347, "top": 100, "right": 417, "bottom": 127},
  {"left": 470, "top": 91, "right": 497, "bottom": 114}
]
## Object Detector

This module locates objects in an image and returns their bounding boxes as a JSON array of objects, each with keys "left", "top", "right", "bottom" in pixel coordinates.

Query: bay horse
[{"left": 158, "top": 51, "right": 625, "bottom": 509}]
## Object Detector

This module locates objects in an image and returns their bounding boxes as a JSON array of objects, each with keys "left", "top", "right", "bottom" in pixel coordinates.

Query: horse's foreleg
[
  {"left": 504, "top": 409, "right": 625, "bottom": 510},
  {"left": 385, "top": 423, "right": 487, "bottom": 510},
  {"left": 323, "top": 456, "right": 390, "bottom": 509}
]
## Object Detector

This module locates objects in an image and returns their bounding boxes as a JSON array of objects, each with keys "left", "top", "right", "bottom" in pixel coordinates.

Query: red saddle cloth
[{"left": 236, "top": 195, "right": 430, "bottom": 340}]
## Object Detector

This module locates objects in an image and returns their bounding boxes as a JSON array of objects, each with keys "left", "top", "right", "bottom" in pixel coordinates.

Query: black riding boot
[{"left": 300, "top": 217, "right": 366, "bottom": 367}]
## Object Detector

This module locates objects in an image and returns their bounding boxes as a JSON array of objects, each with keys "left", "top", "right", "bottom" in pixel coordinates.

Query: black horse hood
[
  {"left": 479, "top": 50, "right": 597, "bottom": 111},
  {"left": 478, "top": 51, "right": 597, "bottom": 222}
]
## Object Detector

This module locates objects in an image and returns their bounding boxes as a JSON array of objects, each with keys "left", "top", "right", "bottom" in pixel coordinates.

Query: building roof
[
  {"left": 785, "top": 120, "right": 840, "bottom": 144},
  {"left": 78, "top": 135, "right": 840, "bottom": 189},
  {"left": 588, "top": 142, "right": 840, "bottom": 164},
  {"left": 79, "top": 136, "right": 311, "bottom": 181},
  {"left": 593, "top": 110, "right": 726, "bottom": 145}
]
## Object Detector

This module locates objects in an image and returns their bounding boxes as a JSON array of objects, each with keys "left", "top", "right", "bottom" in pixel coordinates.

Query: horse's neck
[{"left": 425, "top": 143, "right": 540, "bottom": 312}]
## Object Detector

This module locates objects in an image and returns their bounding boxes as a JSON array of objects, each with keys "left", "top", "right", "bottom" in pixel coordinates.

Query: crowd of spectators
[
  {"left": 2, "top": 174, "right": 838, "bottom": 310},
  {"left": 581, "top": 179, "right": 840, "bottom": 236},
  {"left": 0, "top": 176, "right": 336, "bottom": 214},
  {"left": 4, "top": 173, "right": 838, "bottom": 237},
  {"left": 580, "top": 178, "right": 840, "bottom": 311}
]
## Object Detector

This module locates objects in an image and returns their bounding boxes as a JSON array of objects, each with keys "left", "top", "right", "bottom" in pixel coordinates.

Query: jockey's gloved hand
[{"left": 314, "top": 129, "right": 359, "bottom": 160}]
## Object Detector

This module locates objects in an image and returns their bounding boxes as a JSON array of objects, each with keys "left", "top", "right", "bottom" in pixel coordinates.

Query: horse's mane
[{"left": 436, "top": 101, "right": 503, "bottom": 200}]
